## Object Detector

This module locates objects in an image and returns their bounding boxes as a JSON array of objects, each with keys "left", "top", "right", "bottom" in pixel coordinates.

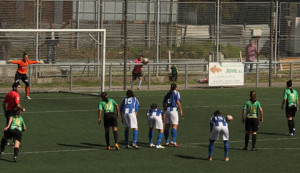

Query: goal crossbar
[{"left": 0, "top": 28, "right": 106, "bottom": 92}]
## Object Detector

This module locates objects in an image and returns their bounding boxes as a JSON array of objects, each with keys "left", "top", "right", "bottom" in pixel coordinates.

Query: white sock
[
  {"left": 131, "top": 80, "right": 134, "bottom": 89},
  {"left": 138, "top": 80, "right": 142, "bottom": 88}
]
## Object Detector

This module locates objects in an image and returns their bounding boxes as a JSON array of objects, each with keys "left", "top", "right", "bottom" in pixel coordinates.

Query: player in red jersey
[
  {"left": 2, "top": 82, "right": 26, "bottom": 125},
  {"left": 131, "top": 55, "right": 144, "bottom": 90},
  {"left": 8, "top": 53, "right": 44, "bottom": 99}
]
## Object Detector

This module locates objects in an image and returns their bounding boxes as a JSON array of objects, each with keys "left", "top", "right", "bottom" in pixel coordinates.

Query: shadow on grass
[
  {"left": 239, "top": 130, "right": 287, "bottom": 136},
  {"left": 199, "top": 144, "right": 244, "bottom": 151},
  {"left": 57, "top": 143, "right": 105, "bottom": 148},
  {"left": 258, "top": 131, "right": 288, "bottom": 137},
  {"left": 0, "top": 157, "right": 13, "bottom": 163},
  {"left": 175, "top": 155, "right": 208, "bottom": 161}
]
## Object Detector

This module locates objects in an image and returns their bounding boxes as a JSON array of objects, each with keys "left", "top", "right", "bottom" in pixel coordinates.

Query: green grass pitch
[{"left": 0, "top": 87, "right": 299, "bottom": 172}]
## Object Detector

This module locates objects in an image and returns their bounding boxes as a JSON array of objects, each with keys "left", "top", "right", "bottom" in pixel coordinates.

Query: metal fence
[{"left": 1, "top": 1, "right": 300, "bottom": 91}]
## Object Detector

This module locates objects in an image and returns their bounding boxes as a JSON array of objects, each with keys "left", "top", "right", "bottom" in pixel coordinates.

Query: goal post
[{"left": 0, "top": 28, "right": 106, "bottom": 92}]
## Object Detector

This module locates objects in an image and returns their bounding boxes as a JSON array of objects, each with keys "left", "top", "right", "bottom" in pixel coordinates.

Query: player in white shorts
[
  {"left": 147, "top": 103, "right": 166, "bottom": 149},
  {"left": 208, "top": 110, "right": 229, "bottom": 161},
  {"left": 120, "top": 90, "right": 140, "bottom": 149},
  {"left": 163, "top": 83, "right": 183, "bottom": 147}
]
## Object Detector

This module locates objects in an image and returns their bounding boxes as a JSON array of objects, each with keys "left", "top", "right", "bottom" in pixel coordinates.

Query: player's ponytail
[{"left": 168, "top": 83, "right": 177, "bottom": 99}]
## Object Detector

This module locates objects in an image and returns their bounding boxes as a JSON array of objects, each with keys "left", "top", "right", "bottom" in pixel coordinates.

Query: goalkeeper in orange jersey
[{"left": 8, "top": 53, "right": 44, "bottom": 100}]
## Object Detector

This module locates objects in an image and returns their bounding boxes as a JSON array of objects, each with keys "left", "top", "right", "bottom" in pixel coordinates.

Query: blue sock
[
  {"left": 224, "top": 140, "right": 229, "bottom": 158},
  {"left": 125, "top": 130, "right": 129, "bottom": 146},
  {"left": 157, "top": 133, "right": 163, "bottom": 146},
  {"left": 209, "top": 140, "right": 215, "bottom": 157},
  {"left": 164, "top": 129, "right": 169, "bottom": 143},
  {"left": 149, "top": 130, "right": 153, "bottom": 144},
  {"left": 171, "top": 128, "right": 177, "bottom": 143},
  {"left": 133, "top": 130, "right": 138, "bottom": 145}
]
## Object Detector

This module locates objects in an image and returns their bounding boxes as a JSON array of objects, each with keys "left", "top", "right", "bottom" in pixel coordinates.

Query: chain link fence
[{"left": 0, "top": 0, "right": 300, "bottom": 93}]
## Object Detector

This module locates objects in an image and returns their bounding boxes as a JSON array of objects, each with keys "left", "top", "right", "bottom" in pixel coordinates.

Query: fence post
[
  {"left": 256, "top": 63, "right": 259, "bottom": 88},
  {"left": 29, "top": 65, "right": 32, "bottom": 89},
  {"left": 70, "top": 65, "right": 73, "bottom": 92},
  {"left": 290, "top": 63, "right": 293, "bottom": 80},
  {"left": 148, "top": 64, "right": 151, "bottom": 90},
  {"left": 185, "top": 64, "right": 188, "bottom": 89},
  {"left": 109, "top": 63, "right": 112, "bottom": 90}
]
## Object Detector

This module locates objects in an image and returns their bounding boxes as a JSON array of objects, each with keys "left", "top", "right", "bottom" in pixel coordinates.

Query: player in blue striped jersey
[
  {"left": 147, "top": 103, "right": 166, "bottom": 149},
  {"left": 208, "top": 110, "right": 229, "bottom": 161},
  {"left": 163, "top": 83, "right": 183, "bottom": 147},
  {"left": 120, "top": 90, "right": 140, "bottom": 149}
]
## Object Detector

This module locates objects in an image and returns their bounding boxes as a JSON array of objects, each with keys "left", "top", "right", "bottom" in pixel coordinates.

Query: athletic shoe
[
  {"left": 149, "top": 143, "right": 156, "bottom": 148},
  {"left": 292, "top": 128, "right": 296, "bottom": 135},
  {"left": 137, "top": 87, "right": 141, "bottom": 90},
  {"left": 288, "top": 133, "right": 294, "bottom": 136},
  {"left": 13, "top": 156, "right": 17, "bottom": 162},
  {"left": 25, "top": 96, "right": 31, "bottom": 100},
  {"left": 126, "top": 145, "right": 131, "bottom": 149},
  {"left": 225, "top": 157, "right": 229, "bottom": 162},
  {"left": 106, "top": 146, "right": 111, "bottom": 150},
  {"left": 6, "top": 142, "right": 10, "bottom": 146},
  {"left": 251, "top": 148, "right": 258, "bottom": 151},
  {"left": 165, "top": 142, "right": 170, "bottom": 146},
  {"left": 208, "top": 157, "right": 212, "bottom": 161},
  {"left": 243, "top": 147, "right": 248, "bottom": 150},
  {"left": 170, "top": 141, "right": 179, "bottom": 147},
  {"left": 115, "top": 143, "right": 119, "bottom": 151},
  {"left": 155, "top": 145, "right": 165, "bottom": 149},
  {"left": 132, "top": 143, "right": 139, "bottom": 149}
]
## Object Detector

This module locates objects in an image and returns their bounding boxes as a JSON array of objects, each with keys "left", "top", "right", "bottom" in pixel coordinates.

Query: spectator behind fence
[
  {"left": 44, "top": 22, "right": 60, "bottom": 64},
  {"left": 244, "top": 40, "right": 257, "bottom": 73}
]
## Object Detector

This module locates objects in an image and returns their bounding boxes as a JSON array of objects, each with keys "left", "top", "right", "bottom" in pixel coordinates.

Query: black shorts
[
  {"left": 104, "top": 112, "right": 118, "bottom": 128},
  {"left": 132, "top": 70, "right": 142, "bottom": 80},
  {"left": 4, "top": 129, "right": 23, "bottom": 142},
  {"left": 245, "top": 118, "right": 259, "bottom": 132},
  {"left": 15, "top": 72, "right": 29, "bottom": 86},
  {"left": 286, "top": 106, "right": 297, "bottom": 118}
]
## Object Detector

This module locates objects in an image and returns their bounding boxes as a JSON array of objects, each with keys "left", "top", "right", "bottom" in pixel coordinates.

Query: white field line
[{"left": 1, "top": 137, "right": 299, "bottom": 155}]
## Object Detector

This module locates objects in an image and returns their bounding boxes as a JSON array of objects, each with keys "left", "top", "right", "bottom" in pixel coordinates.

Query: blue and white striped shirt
[
  {"left": 210, "top": 115, "right": 227, "bottom": 127},
  {"left": 163, "top": 90, "right": 181, "bottom": 111},
  {"left": 147, "top": 109, "right": 164, "bottom": 117},
  {"left": 120, "top": 97, "right": 140, "bottom": 114}
]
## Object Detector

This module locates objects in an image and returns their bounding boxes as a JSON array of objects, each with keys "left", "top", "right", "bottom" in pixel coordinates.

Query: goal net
[{"left": 0, "top": 29, "right": 106, "bottom": 94}]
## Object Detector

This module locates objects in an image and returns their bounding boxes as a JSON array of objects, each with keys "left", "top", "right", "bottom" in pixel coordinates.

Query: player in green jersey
[
  {"left": 281, "top": 80, "right": 299, "bottom": 136},
  {"left": 98, "top": 92, "right": 120, "bottom": 150},
  {"left": 0, "top": 106, "right": 26, "bottom": 162},
  {"left": 242, "top": 91, "right": 263, "bottom": 151}
]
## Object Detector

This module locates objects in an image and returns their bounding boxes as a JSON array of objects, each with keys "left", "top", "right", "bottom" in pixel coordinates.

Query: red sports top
[
  {"left": 11, "top": 59, "right": 39, "bottom": 74},
  {"left": 3, "top": 90, "right": 20, "bottom": 111},
  {"left": 134, "top": 59, "right": 143, "bottom": 73}
]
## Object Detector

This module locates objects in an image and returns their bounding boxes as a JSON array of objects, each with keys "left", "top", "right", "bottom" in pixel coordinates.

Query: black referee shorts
[
  {"left": 104, "top": 112, "right": 118, "bottom": 128},
  {"left": 286, "top": 106, "right": 297, "bottom": 118},
  {"left": 245, "top": 118, "right": 259, "bottom": 132},
  {"left": 4, "top": 129, "right": 23, "bottom": 142}
]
